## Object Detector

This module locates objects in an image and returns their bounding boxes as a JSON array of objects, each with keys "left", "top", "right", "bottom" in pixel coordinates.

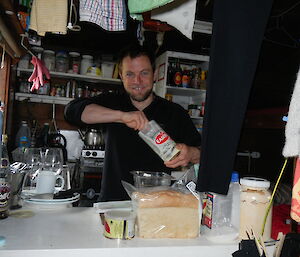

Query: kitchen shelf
[
  {"left": 166, "top": 86, "right": 206, "bottom": 97},
  {"left": 15, "top": 92, "right": 72, "bottom": 105},
  {"left": 16, "top": 68, "right": 122, "bottom": 85}
]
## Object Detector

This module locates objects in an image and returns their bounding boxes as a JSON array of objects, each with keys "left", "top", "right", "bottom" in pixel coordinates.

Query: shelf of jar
[
  {"left": 166, "top": 86, "right": 206, "bottom": 96},
  {"left": 16, "top": 68, "right": 122, "bottom": 85},
  {"left": 15, "top": 92, "right": 73, "bottom": 105}
]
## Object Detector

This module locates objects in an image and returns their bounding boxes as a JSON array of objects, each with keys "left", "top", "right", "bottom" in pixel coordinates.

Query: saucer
[{"left": 24, "top": 192, "right": 80, "bottom": 205}]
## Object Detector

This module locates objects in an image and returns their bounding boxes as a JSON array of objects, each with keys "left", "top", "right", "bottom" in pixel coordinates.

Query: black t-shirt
[{"left": 65, "top": 92, "right": 201, "bottom": 201}]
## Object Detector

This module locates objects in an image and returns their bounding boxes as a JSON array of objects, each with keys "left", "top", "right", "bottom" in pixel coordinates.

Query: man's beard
[{"left": 128, "top": 87, "right": 153, "bottom": 102}]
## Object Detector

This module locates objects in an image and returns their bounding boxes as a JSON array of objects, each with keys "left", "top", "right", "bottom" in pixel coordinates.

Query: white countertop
[{"left": 0, "top": 204, "right": 275, "bottom": 257}]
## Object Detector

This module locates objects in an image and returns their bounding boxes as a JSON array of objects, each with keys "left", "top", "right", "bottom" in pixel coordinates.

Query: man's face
[{"left": 120, "top": 55, "right": 154, "bottom": 102}]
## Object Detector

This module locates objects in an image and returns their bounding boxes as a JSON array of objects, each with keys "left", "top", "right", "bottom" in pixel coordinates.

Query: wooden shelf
[
  {"left": 15, "top": 92, "right": 72, "bottom": 105},
  {"left": 17, "top": 68, "right": 122, "bottom": 85}
]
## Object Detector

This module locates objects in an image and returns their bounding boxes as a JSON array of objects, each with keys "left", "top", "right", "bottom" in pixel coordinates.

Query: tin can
[{"left": 103, "top": 210, "right": 135, "bottom": 239}]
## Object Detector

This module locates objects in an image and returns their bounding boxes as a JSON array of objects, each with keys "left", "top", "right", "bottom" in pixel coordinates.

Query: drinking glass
[
  {"left": 22, "top": 148, "right": 44, "bottom": 195},
  {"left": 42, "top": 148, "right": 64, "bottom": 174}
]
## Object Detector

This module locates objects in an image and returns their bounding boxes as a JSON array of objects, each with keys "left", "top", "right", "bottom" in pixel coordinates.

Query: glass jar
[
  {"left": 18, "top": 54, "right": 30, "bottom": 69},
  {"left": 55, "top": 51, "right": 69, "bottom": 73},
  {"left": 37, "top": 80, "right": 50, "bottom": 95},
  {"left": 69, "top": 52, "right": 81, "bottom": 74},
  {"left": 239, "top": 177, "right": 272, "bottom": 241},
  {"left": 188, "top": 104, "right": 201, "bottom": 117},
  {"left": 80, "top": 55, "right": 93, "bottom": 75},
  {"left": 42, "top": 50, "right": 55, "bottom": 71},
  {"left": 29, "top": 47, "right": 44, "bottom": 69}
]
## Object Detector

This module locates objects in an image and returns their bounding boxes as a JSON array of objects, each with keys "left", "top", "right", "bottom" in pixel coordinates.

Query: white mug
[{"left": 36, "top": 170, "right": 65, "bottom": 194}]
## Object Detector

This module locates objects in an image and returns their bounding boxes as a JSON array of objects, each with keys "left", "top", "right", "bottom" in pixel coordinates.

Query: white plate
[
  {"left": 93, "top": 200, "right": 132, "bottom": 213},
  {"left": 24, "top": 193, "right": 80, "bottom": 205}
]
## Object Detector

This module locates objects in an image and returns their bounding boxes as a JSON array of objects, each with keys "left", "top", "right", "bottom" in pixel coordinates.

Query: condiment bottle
[
  {"left": 173, "top": 59, "right": 182, "bottom": 87},
  {"left": 239, "top": 177, "right": 272, "bottom": 241}
]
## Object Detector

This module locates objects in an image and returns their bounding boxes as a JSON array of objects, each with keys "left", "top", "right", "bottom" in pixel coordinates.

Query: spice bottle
[{"left": 239, "top": 177, "right": 272, "bottom": 241}]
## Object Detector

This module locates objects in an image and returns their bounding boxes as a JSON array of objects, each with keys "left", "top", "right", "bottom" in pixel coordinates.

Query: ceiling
[{"left": 41, "top": 0, "right": 300, "bottom": 109}]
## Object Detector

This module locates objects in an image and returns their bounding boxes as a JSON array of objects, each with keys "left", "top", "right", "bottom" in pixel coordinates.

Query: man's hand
[
  {"left": 164, "top": 143, "right": 201, "bottom": 168},
  {"left": 121, "top": 111, "right": 148, "bottom": 130}
]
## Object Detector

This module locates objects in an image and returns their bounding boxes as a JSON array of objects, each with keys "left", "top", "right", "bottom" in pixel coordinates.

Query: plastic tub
[
  {"left": 101, "top": 62, "right": 115, "bottom": 78},
  {"left": 131, "top": 171, "right": 174, "bottom": 188}
]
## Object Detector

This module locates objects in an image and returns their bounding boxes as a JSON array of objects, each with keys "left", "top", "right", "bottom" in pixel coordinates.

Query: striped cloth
[{"left": 80, "top": 0, "right": 127, "bottom": 31}]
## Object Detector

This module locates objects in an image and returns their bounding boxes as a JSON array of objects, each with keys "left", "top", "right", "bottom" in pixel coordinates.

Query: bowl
[{"left": 131, "top": 171, "right": 174, "bottom": 188}]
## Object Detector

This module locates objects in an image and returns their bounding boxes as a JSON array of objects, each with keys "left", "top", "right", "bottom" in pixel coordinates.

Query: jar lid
[
  {"left": 43, "top": 50, "right": 55, "bottom": 54},
  {"left": 82, "top": 55, "right": 93, "bottom": 60},
  {"left": 31, "top": 46, "right": 44, "bottom": 53},
  {"left": 188, "top": 104, "right": 201, "bottom": 109},
  {"left": 240, "top": 177, "right": 270, "bottom": 189},
  {"left": 69, "top": 52, "right": 80, "bottom": 57}
]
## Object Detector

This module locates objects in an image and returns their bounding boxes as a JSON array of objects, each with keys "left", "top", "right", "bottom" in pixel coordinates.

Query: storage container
[
  {"left": 101, "top": 62, "right": 115, "bottom": 78},
  {"left": 130, "top": 171, "right": 174, "bottom": 188},
  {"left": 80, "top": 55, "right": 93, "bottom": 75},
  {"left": 55, "top": 51, "right": 69, "bottom": 73},
  {"left": 239, "top": 177, "right": 272, "bottom": 241},
  {"left": 42, "top": 50, "right": 55, "bottom": 71},
  {"left": 69, "top": 52, "right": 80, "bottom": 74}
]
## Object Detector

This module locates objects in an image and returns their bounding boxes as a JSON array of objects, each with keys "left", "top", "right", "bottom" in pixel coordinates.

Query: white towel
[
  {"left": 30, "top": 0, "right": 68, "bottom": 36},
  {"left": 282, "top": 67, "right": 300, "bottom": 157}
]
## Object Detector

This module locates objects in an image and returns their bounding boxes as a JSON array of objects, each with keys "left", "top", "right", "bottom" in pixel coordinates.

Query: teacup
[{"left": 36, "top": 170, "right": 65, "bottom": 194}]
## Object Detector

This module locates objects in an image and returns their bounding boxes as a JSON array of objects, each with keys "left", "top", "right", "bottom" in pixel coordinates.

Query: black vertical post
[{"left": 197, "top": 0, "right": 274, "bottom": 194}]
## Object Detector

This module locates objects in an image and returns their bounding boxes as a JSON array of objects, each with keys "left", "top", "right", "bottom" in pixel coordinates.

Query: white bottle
[{"left": 229, "top": 171, "right": 241, "bottom": 231}]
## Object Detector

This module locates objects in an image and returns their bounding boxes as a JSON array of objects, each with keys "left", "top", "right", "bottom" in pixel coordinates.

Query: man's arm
[{"left": 67, "top": 101, "right": 148, "bottom": 131}]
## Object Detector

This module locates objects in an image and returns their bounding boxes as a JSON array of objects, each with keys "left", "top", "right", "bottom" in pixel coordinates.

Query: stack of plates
[{"left": 23, "top": 193, "right": 80, "bottom": 209}]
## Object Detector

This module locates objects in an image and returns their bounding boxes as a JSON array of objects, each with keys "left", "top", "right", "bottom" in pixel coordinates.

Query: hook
[{"left": 20, "top": 34, "right": 35, "bottom": 57}]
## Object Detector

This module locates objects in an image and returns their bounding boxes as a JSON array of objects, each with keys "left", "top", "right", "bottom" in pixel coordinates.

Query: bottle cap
[
  {"left": 240, "top": 177, "right": 270, "bottom": 189},
  {"left": 231, "top": 171, "right": 239, "bottom": 182}
]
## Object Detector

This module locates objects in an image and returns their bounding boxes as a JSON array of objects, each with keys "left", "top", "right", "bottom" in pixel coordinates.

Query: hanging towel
[
  {"left": 283, "top": 67, "right": 300, "bottom": 158},
  {"left": 151, "top": 0, "right": 197, "bottom": 39},
  {"left": 80, "top": 0, "right": 127, "bottom": 31},
  {"left": 30, "top": 0, "right": 68, "bottom": 36},
  {"left": 128, "top": 0, "right": 173, "bottom": 14}
]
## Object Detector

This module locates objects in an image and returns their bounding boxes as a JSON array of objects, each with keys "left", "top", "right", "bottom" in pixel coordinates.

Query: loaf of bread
[{"left": 133, "top": 190, "right": 200, "bottom": 238}]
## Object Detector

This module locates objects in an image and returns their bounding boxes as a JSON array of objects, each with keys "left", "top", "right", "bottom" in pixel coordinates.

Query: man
[{"left": 64, "top": 44, "right": 201, "bottom": 201}]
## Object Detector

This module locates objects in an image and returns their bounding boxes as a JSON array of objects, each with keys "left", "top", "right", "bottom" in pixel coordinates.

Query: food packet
[{"left": 138, "top": 120, "right": 180, "bottom": 161}]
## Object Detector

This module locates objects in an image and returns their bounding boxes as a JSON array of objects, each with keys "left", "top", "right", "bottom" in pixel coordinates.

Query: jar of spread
[
  {"left": 239, "top": 177, "right": 272, "bottom": 241},
  {"left": 69, "top": 52, "right": 80, "bottom": 74}
]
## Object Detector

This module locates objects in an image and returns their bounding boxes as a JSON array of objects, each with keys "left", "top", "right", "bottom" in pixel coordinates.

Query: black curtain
[{"left": 197, "top": 0, "right": 274, "bottom": 194}]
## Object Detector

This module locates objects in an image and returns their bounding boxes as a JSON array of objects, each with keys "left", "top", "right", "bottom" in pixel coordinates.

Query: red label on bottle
[
  {"left": 174, "top": 72, "right": 182, "bottom": 86},
  {"left": 155, "top": 132, "right": 169, "bottom": 144}
]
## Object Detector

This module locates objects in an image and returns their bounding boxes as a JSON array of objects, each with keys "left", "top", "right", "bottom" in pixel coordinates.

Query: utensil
[{"left": 78, "top": 128, "right": 103, "bottom": 147}]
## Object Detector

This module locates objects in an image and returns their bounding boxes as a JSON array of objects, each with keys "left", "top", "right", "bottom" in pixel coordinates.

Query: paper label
[{"left": 202, "top": 192, "right": 213, "bottom": 229}]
